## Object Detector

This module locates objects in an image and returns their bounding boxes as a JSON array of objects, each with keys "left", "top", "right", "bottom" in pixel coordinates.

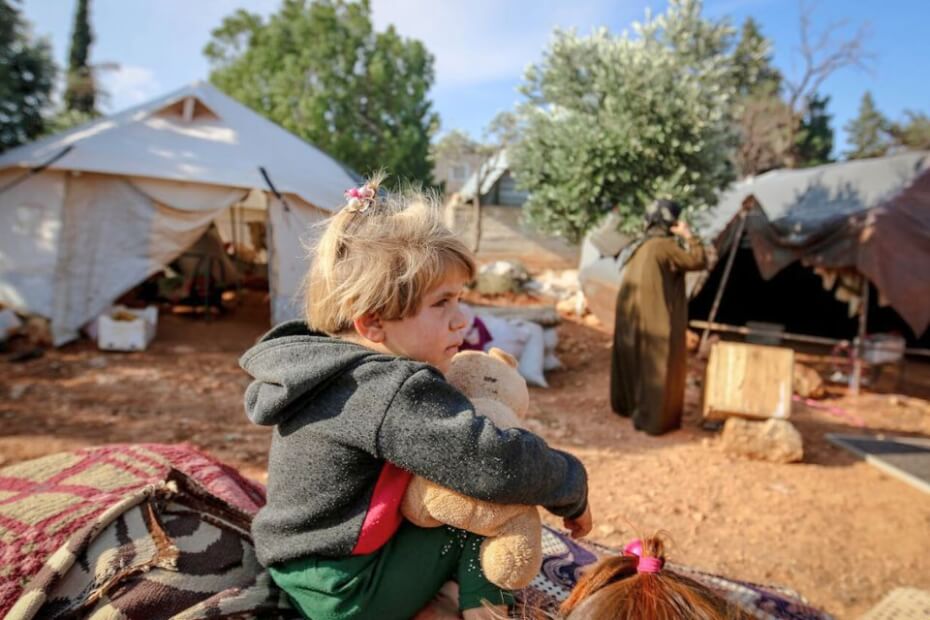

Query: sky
[{"left": 20, "top": 0, "right": 930, "bottom": 156}]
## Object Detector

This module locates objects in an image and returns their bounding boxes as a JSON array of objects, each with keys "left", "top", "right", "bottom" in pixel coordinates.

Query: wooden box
[{"left": 702, "top": 341, "right": 794, "bottom": 421}]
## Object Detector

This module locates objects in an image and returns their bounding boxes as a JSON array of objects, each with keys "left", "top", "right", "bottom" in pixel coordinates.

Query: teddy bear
[{"left": 400, "top": 347, "right": 543, "bottom": 590}]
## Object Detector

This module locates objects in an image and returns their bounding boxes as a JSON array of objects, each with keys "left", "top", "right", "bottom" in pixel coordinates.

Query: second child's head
[
  {"left": 559, "top": 535, "right": 750, "bottom": 620},
  {"left": 305, "top": 175, "right": 476, "bottom": 374}
]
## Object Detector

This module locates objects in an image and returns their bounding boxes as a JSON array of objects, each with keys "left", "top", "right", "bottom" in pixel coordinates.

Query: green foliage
[
  {"left": 204, "top": 0, "right": 438, "bottom": 187},
  {"left": 64, "top": 0, "right": 96, "bottom": 115},
  {"left": 844, "top": 91, "right": 890, "bottom": 160},
  {"left": 731, "top": 17, "right": 781, "bottom": 96},
  {"left": 0, "top": 0, "right": 56, "bottom": 152},
  {"left": 511, "top": 0, "right": 738, "bottom": 242},
  {"left": 890, "top": 111, "right": 930, "bottom": 151},
  {"left": 43, "top": 108, "right": 96, "bottom": 135},
  {"left": 431, "top": 129, "right": 483, "bottom": 163},
  {"left": 795, "top": 93, "right": 833, "bottom": 167},
  {"left": 731, "top": 18, "right": 788, "bottom": 176}
]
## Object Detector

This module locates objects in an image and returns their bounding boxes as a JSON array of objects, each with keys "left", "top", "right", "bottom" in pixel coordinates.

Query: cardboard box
[
  {"left": 97, "top": 305, "right": 158, "bottom": 351},
  {"left": 702, "top": 341, "right": 794, "bottom": 421}
]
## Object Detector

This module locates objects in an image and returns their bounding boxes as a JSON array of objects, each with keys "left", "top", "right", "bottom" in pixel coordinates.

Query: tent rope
[{"left": 0, "top": 145, "right": 75, "bottom": 197}]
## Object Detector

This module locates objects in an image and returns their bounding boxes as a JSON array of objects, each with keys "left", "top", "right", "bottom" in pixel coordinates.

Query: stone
[
  {"left": 582, "top": 314, "right": 603, "bottom": 329},
  {"left": 475, "top": 261, "right": 528, "bottom": 295},
  {"left": 86, "top": 356, "right": 108, "bottom": 369},
  {"left": 793, "top": 363, "right": 825, "bottom": 399},
  {"left": 23, "top": 316, "right": 52, "bottom": 347},
  {"left": 719, "top": 418, "right": 804, "bottom": 463}
]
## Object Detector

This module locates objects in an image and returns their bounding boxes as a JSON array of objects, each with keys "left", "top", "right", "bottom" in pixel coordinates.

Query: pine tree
[
  {"left": 732, "top": 17, "right": 781, "bottom": 96},
  {"left": 64, "top": 0, "right": 97, "bottom": 115},
  {"left": 844, "top": 92, "right": 890, "bottom": 160}
]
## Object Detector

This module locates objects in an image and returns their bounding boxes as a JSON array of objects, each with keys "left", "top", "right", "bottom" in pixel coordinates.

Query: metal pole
[
  {"left": 700, "top": 203, "right": 750, "bottom": 352},
  {"left": 850, "top": 278, "right": 870, "bottom": 396},
  {"left": 691, "top": 319, "right": 930, "bottom": 358}
]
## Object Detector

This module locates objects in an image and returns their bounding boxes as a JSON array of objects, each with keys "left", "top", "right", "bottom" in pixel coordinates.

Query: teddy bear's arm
[{"left": 407, "top": 478, "right": 534, "bottom": 537}]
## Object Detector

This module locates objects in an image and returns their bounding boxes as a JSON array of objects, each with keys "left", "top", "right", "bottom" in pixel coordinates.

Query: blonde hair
[{"left": 305, "top": 174, "right": 476, "bottom": 334}]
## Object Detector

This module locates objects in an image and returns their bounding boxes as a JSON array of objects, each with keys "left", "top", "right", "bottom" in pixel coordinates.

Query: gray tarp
[
  {"left": 710, "top": 151, "right": 930, "bottom": 336},
  {"left": 581, "top": 151, "right": 930, "bottom": 336}
]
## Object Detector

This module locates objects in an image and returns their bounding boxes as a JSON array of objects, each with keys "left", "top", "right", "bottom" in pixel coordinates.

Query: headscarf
[
  {"left": 616, "top": 199, "right": 684, "bottom": 269},
  {"left": 643, "top": 198, "right": 683, "bottom": 234}
]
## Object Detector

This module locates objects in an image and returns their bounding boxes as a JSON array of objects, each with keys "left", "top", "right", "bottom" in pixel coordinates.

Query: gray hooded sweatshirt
[{"left": 240, "top": 321, "right": 588, "bottom": 567}]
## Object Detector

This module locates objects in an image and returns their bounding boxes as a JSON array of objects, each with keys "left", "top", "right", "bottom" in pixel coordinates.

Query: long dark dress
[{"left": 610, "top": 235, "right": 707, "bottom": 435}]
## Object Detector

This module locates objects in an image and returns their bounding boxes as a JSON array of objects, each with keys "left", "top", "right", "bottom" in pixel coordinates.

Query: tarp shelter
[
  {"left": 580, "top": 151, "right": 930, "bottom": 339},
  {"left": 0, "top": 82, "right": 359, "bottom": 344}
]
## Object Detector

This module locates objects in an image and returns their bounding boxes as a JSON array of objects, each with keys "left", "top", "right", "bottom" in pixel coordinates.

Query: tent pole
[
  {"left": 850, "top": 278, "right": 870, "bottom": 396},
  {"left": 700, "top": 200, "right": 750, "bottom": 352}
]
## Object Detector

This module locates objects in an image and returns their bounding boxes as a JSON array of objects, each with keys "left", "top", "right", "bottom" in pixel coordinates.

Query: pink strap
[{"left": 623, "top": 538, "right": 663, "bottom": 574}]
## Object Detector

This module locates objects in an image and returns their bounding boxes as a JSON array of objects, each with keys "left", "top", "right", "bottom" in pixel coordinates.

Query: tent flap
[
  {"left": 50, "top": 175, "right": 243, "bottom": 344},
  {"left": 267, "top": 194, "right": 326, "bottom": 325},
  {"left": 0, "top": 170, "right": 66, "bottom": 318}
]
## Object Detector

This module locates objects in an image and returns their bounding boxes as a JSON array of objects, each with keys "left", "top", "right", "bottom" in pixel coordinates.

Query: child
[
  {"left": 240, "top": 176, "right": 591, "bottom": 620},
  {"left": 559, "top": 535, "right": 751, "bottom": 620}
]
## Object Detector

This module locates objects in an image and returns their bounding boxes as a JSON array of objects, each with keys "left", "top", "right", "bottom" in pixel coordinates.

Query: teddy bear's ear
[{"left": 488, "top": 347, "right": 518, "bottom": 368}]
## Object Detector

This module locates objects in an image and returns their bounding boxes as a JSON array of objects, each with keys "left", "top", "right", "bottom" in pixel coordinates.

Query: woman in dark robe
[{"left": 610, "top": 199, "right": 707, "bottom": 435}]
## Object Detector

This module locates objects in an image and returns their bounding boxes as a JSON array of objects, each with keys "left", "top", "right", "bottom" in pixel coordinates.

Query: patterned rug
[
  {"left": 519, "top": 526, "right": 833, "bottom": 620},
  {"left": 0, "top": 443, "right": 289, "bottom": 619},
  {"left": 1, "top": 444, "right": 832, "bottom": 619}
]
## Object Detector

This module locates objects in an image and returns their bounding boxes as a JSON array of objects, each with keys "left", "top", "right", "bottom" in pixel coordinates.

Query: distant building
[
  {"left": 446, "top": 150, "right": 579, "bottom": 270},
  {"left": 434, "top": 151, "right": 485, "bottom": 195}
]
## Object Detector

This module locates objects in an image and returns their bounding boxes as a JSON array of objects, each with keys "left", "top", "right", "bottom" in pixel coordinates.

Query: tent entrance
[
  {"left": 689, "top": 248, "right": 930, "bottom": 349},
  {"left": 113, "top": 190, "right": 272, "bottom": 321}
]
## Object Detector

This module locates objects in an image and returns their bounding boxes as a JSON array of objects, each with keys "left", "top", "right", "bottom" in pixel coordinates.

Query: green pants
[{"left": 268, "top": 521, "right": 514, "bottom": 620}]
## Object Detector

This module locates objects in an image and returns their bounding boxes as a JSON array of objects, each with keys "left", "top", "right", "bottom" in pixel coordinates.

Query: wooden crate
[{"left": 702, "top": 341, "right": 794, "bottom": 421}]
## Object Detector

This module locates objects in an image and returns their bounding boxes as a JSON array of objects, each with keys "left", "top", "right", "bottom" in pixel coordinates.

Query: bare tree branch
[{"left": 785, "top": 0, "right": 872, "bottom": 115}]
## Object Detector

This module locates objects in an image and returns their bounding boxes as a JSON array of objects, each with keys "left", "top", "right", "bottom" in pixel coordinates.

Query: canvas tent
[
  {"left": 580, "top": 151, "right": 930, "bottom": 340},
  {"left": 0, "top": 82, "right": 359, "bottom": 344}
]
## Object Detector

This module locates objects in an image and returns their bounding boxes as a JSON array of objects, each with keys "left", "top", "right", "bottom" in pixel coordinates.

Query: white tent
[{"left": 0, "top": 82, "right": 359, "bottom": 344}]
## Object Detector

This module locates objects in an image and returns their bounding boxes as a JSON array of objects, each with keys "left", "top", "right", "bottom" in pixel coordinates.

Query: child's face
[{"left": 380, "top": 271, "right": 470, "bottom": 374}]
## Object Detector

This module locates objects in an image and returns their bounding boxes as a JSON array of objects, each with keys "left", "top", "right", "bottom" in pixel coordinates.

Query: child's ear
[{"left": 353, "top": 314, "right": 385, "bottom": 343}]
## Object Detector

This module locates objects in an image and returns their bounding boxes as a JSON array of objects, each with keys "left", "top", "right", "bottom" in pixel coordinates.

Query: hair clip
[{"left": 344, "top": 184, "right": 377, "bottom": 213}]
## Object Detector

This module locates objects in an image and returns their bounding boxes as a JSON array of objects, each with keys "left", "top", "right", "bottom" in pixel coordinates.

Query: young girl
[{"left": 240, "top": 177, "right": 591, "bottom": 620}]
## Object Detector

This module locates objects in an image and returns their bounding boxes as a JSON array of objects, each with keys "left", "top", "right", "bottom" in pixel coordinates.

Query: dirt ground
[{"left": 2, "top": 290, "right": 929, "bottom": 619}]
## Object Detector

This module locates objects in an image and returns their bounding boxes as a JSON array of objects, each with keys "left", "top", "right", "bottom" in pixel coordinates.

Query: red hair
[{"left": 557, "top": 536, "right": 751, "bottom": 620}]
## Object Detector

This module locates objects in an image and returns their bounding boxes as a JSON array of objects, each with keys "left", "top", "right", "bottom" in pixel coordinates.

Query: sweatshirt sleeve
[{"left": 377, "top": 368, "right": 588, "bottom": 519}]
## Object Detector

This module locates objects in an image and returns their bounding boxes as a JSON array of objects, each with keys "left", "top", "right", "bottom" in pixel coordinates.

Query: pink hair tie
[
  {"left": 623, "top": 538, "right": 664, "bottom": 574},
  {"left": 344, "top": 184, "right": 376, "bottom": 213}
]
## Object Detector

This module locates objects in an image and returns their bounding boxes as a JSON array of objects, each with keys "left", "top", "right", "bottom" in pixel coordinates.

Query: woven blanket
[
  {"left": 0, "top": 443, "right": 288, "bottom": 619},
  {"left": 1, "top": 444, "right": 831, "bottom": 620},
  {"left": 518, "top": 526, "right": 832, "bottom": 620}
]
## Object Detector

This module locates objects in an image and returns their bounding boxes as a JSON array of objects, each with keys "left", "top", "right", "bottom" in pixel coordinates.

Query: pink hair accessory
[
  {"left": 623, "top": 538, "right": 663, "bottom": 574},
  {"left": 344, "top": 184, "right": 376, "bottom": 213}
]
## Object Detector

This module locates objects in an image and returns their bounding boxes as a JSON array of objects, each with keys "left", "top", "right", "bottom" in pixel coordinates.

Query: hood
[{"left": 239, "top": 321, "right": 376, "bottom": 426}]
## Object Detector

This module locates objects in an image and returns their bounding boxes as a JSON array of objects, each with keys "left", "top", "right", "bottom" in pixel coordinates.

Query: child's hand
[{"left": 564, "top": 504, "right": 593, "bottom": 539}]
